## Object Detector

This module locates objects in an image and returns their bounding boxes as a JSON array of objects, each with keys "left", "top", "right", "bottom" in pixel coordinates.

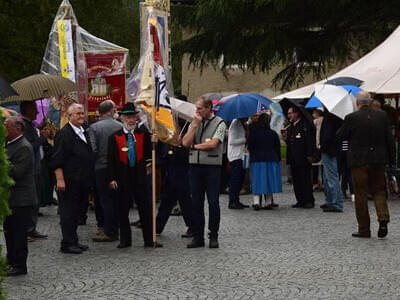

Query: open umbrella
[
  {"left": 2, "top": 74, "right": 79, "bottom": 103},
  {"left": 216, "top": 93, "right": 272, "bottom": 121},
  {"left": 279, "top": 98, "right": 314, "bottom": 125},
  {"left": 325, "top": 76, "right": 363, "bottom": 87},
  {"left": 305, "top": 85, "right": 362, "bottom": 108},
  {"left": 0, "top": 77, "right": 18, "bottom": 99},
  {"left": 170, "top": 97, "right": 195, "bottom": 121},
  {"left": 313, "top": 84, "right": 356, "bottom": 119}
]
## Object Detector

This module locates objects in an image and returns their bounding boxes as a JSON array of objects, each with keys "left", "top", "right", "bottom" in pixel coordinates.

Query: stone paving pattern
[{"left": 3, "top": 185, "right": 400, "bottom": 299}]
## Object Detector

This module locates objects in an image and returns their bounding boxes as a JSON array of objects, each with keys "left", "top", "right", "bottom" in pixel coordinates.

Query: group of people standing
[{"left": 2, "top": 90, "right": 396, "bottom": 277}]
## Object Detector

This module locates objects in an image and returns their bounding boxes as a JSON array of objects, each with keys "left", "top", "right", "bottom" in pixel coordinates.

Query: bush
[{"left": 0, "top": 111, "right": 12, "bottom": 299}]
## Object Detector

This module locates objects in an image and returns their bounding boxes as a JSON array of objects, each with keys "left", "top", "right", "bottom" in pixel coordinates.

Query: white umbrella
[
  {"left": 170, "top": 97, "right": 195, "bottom": 121},
  {"left": 314, "top": 84, "right": 356, "bottom": 119}
]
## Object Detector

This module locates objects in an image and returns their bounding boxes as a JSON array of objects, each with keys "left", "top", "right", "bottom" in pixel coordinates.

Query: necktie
[{"left": 127, "top": 133, "right": 136, "bottom": 167}]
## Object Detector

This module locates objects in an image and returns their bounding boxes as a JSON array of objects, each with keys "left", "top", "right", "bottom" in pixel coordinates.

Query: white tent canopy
[{"left": 274, "top": 25, "right": 400, "bottom": 100}]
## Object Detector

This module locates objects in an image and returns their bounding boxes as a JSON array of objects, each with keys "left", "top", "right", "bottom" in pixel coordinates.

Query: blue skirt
[{"left": 250, "top": 161, "right": 282, "bottom": 195}]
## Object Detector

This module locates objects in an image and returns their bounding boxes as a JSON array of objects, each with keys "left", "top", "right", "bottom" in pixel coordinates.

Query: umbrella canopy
[
  {"left": 325, "top": 76, "right": 363, "bottom": 87},
  {"left": 305, "top": 85, "right": 362, "bottom": 108},
  {"left": 313, "top": 84, "right": 356, "bottom": 119},
  {"left": 279, "top": 98, "right": 314, "bottom": 125},
  {"left": 2, "top": 74, "right": 79, "bottom": 103},
  {"left": 0, "top": 77, "right": 18, "bottom": 99},
  {"left": 216, "top": 93, "right": 272, "bottom": 121},
  {"left": 170, "top": 97, "right": 195, "bottom": 121}
]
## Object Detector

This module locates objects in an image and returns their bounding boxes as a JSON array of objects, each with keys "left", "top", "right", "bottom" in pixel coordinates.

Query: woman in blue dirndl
[{"left": 248, "top": 113, "right": 282, "bottom": 210}]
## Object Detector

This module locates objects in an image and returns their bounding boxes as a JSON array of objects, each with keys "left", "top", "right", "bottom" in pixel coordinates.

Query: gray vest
[{"left": 189, "top": 116, "right": 224, "bottom": 165}]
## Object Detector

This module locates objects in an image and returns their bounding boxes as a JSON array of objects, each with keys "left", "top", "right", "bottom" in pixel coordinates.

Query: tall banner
[
  {"left": 128, "top": 5, "right": 177, "bottom": 144},
  {"left": 85, "top": 52, "right": 127, "bottom": 117},
  {"left": 57, "top": 20, "right": 76, "bottom": 82}
]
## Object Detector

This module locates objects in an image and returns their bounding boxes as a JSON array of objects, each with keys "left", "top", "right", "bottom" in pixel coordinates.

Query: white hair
[{"left": 67, "top": 103, "right": 84, "bottom": 117}]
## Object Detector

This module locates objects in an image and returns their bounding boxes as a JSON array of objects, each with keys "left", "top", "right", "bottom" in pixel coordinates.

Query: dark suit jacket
[
  {"left": 51, "top": 123, "right": 94, "bottom": 186},
  {"left": 320, "top": 111, "right": 343, "bottom": 157},
  {"left": 248, "top": 125, "right": 281, "bottom": 163},
  {"left": 22, "top": 117, "right": 46, "bottom": 175},
  {"left": 107, "top": 127, "right": 152, "bottom": 188},
  {"left": 6, "top": 136, "right": 37, "bottom": 208},
  {"left": 337, "top": 106, "right": 395, "bottom": 168},
  {"left": 285, "top": 118, "right": 315, "bottom": 167}
]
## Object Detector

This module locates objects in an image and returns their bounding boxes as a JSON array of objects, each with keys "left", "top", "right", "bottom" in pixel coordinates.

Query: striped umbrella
[{"left": 2, "top": 74, "right": 79, "bottom": 103}]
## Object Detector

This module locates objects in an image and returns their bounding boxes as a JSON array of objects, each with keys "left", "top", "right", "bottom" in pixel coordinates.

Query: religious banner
[
  {"left": 57, "top": 20, "right": 76, "bottom": 82},
  {"left": 85, "top": 52, "right": 128, "bottom": 114}
]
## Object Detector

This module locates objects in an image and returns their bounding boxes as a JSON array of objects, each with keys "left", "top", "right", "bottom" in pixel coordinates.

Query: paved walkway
[{"left": 3, "top": 185, "right": 400, "bottom": 299}]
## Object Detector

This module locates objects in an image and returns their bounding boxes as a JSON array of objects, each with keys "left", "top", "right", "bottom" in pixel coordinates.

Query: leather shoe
[
  {"left": 352, "top": 232, "right": 371, "bottom": 238},
  {"left": 209, "top": 237, "right": 219, "bottom": 249},
  {"left": 61, "top": 245, "right": 83, "bottom": 254},
  {"left": 144, "top": 242, "right": 163, "bottom": 248},
  {"left": 117, "top": 243, "right": 132, "bottom": 249},
  {"left": 7, "top": 267, "right": 27, "bottom": 276},
  {"left": 323, "top": 206, "right": 343, "bottom": 212},
  {"left": 291, "top": 203, "right": 304, "bottom": 208},
  {"left": 252, "top": 204, "right": 260, "bottom": 211},
  {"left": 28, "top": 231, "right": 48, "bottom": 239},
  {"left": 77, "top": 243, "right": 89, "bottom": 251},
  {"left": 130, "top": 220, "right": 142, "bottom": 228},
  {"left": 320, "top": 204, "right": 328, "bottom": 209},
  {"left": 238, "top": 202, "right": 249, "bottom": 208},
  {"left": 378, "top": 221, "right": 388, "bottom": 238},
  {"left": 181, "top": 230, "right": 193, "bottom": 238},
  {"left": 187, "top": 239, "right": 205, "bottom": 248},
  {"left": 228, "top": 203, "right": 244, "bottom": 209}
]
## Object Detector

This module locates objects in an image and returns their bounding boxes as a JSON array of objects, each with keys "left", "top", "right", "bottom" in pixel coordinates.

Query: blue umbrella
[
  {"left": 216, "top": 93, "right": 272, "bottom": 121},
  {"left": 305, "top": 85, "right": 362, "bottom": 108}
]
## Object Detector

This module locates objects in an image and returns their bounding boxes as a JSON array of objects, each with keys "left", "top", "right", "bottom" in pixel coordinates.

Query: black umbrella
[
  {"left": 0, "top": 77, "right": 18, "bottom": 99},
  {"left": 325, "top": 76, "right": 363, "bottom": 87},
  {"left": 279, "top": 98, "right": 314, "bottom": 125}
]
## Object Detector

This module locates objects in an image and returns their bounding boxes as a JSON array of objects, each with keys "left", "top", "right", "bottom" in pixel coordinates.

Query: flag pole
[{"left": 151, "top": 101, "right": 157, "bottom": 247}]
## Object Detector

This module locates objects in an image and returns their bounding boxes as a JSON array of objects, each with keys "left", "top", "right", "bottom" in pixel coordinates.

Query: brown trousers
[{"left": 351, "top": 165, "right": 390, "bottom": 234}]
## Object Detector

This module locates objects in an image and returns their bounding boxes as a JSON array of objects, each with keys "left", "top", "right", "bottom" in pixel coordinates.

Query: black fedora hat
[{"left": 119, "top": 102, "right": 138, "bottom": 115}]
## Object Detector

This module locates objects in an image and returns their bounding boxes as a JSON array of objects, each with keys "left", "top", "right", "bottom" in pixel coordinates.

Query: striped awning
[{"left": 2, "top": 74, "right": 79, "bottom": 103}]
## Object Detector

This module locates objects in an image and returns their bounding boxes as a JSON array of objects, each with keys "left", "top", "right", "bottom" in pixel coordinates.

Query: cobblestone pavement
[{"left": 3, "top": 185, "right": 400, "bottom": 299}]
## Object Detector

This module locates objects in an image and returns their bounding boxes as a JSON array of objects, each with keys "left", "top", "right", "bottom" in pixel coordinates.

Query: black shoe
[
  {"left": 320, "top": 204, "right": 328, "bottom": 209},
  {"left": 238, "top": 202, "right": 250, "bottom": 208},
  {"left": 181, "top": 230, "right": 193, "bottom": 238},
  {"left": 352, "top": 232, "right": 371, "bottom": 238},
  {"left": 378, "top": 221, "right": 388, "bottom": 238},
  {"left": 28, "top": 231, "right": 48, "bottom": 239},
  {"left": 302, "top": 203, "right": 315, "bottom": 209},
  {"left": 271, "top": 203, "right": 279, "bottom": 208},
  {"left": 6, "top": 267, "right": 27, "bottom": 276},
  {"left": 252, "top": 204, "right": 260, "bottom": 211},
  {"left": 144, "top": 242, "right": 163, "bottom": 248},
  {"left": 187, "top": 239, "right": 205, "bottom": 248},
  {"left": 228, "top": 203, "right": 244, "bottom": 209},
  {"left": 117, "top": 243, "right": 132, "bottom": 249},
  {"left": 209, "top": 237, "right": 219, "bottom": 249},
  {"left": 77, "top": 243, "right": 89, "bottom": 251},
  {"left": 291, "top": 203, "right": 304, "bottom": 208},
  {"left": 262, "top": 204, "right": 274, "bottom": 210},
  {"left": 61, "top": 245, "right": 83, "bottom": 254},
  {"left": 323, "top": 206, "right": 343, "bottom": 212},
  {"left": 38, "top": 212, "right": 44, "bottom": 217}
]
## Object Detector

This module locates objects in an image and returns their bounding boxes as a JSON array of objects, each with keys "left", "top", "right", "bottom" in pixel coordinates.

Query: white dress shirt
[{"left": 69, "top": 122, "right": 87, "bottom": 143}]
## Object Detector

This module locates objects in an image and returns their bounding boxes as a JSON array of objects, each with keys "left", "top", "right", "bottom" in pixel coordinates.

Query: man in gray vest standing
[{"left": 183, "top": 96, "right": 226, "bottom": 248}]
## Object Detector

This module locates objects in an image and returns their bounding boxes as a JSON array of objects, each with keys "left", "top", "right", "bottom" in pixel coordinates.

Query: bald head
[
  {"left": 98, "top": 100, "right": 116, "bottom": 116},
  {"left": 356, "top": 91, "right": 372, "bottom": 107}
]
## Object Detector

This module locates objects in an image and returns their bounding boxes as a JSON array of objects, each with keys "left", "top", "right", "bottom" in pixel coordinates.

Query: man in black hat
[{"left": 107, "top": 102, "right": 162, "bottom": 248}]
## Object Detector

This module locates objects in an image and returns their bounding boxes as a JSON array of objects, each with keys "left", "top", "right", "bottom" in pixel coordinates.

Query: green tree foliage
[
  {"left": 174, "top": 0, "right": 400, "bottom": 90},
  {"left": 0, "top": 113, "right": 12, "bottom": 299},
  {"left": 0, "top": 0, "right": 140, "bottom": 82}
]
